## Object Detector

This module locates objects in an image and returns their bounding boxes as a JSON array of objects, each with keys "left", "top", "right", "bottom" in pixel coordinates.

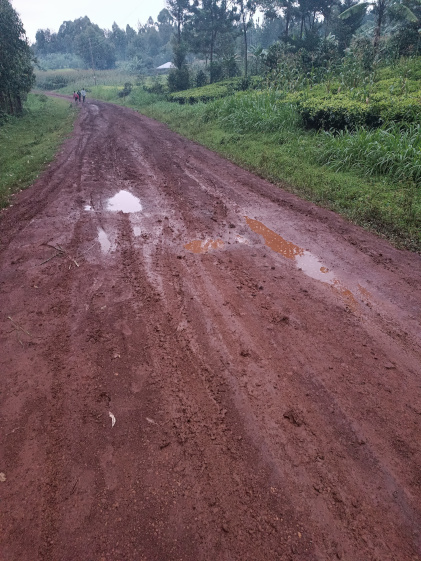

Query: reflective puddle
[
  {"left": 98, "top": 227, "right": 111, "bottom": 254},
  {"left": 185, "top": 239, "right": 224, "bottom": 254},
  {"left": 245, "top": 216, "right": 357, "bottom": 308},
  {"left": 107, "top": 190, "right": 142, "bottom": 213}
]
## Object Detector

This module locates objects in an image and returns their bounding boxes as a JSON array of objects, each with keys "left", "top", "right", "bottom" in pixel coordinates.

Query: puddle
[
  {"left": 235, "top": 235, "right": 250, "bottom": 245},
  {"left": 245, "top": 217, "right": 303, "bottom": 259},
  {"left": 184, "top": 239, "right": 224, "bottom": 254},
  {"left": 107, "top": 190, "right": 142, "bottom": 213},
  {"left": 245, "top": 216, "right": 358, "bottom": 309},
  {"left": 84, "top": 204, "right": 93, "bottom": 211},
  {"left": 98, "top": 227, "right": 111, "bottom": 253},
  {"left": 133, "top": 226, "right": 142, "bottom": 237}
]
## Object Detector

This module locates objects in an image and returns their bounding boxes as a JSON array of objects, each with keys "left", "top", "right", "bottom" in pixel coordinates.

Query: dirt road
[{"left": 1, "top": 99, "right": 420, "bottom": 561}]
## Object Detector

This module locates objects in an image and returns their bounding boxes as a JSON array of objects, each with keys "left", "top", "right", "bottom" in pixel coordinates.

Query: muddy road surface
[{"left": 1, "top": 100, "right": 420, "bottom": 561}]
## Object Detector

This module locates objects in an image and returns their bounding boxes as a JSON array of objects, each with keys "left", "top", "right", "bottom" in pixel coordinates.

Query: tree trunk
[
  {"left": 8, "top": 93, "right": 14, "bottom": 116},
  {"left": 243, "top": 14, "right": 248, "bottom": 77},
  {"left": 373, "top": 0, "right": 386, "bottom": 51},
  {"left": 285, "top": 11, "right": 290, "bottom": 38},
  {"left": 15, "top": 95, "right": 23, "bottom": 115}
]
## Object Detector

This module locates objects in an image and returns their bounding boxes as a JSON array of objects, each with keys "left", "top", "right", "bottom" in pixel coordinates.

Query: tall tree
[
  {"left": 236, "top": 0, "right": 257, "bottom": 76},
  {"left": 187, "top": 0, "right": 238, "bottom": 74},
  {"left": 340, "top": 0, "right": 420, "bottom": 49},
  {"left": 0, "top": 0, "right": 34, "bottom": 116},
  {"left": 167, "top": 0, "right": 191, "bottom": 43}
]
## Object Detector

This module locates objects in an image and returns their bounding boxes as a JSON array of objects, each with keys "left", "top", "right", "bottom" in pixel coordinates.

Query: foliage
[
  {"left": 204, "top": 89, "right": 302, "bottom": 133},
  {"left": 283, "top": 56, "right": 421, "bottom": 130},
  {"left": 118, "top": 82, "right": 133, "bottom": 97},
  {"left": 319, "top": 123, "right": 421, "bottom": 185},
  {"left": 0, "top": 0, "right": 35, "bottom": 116},
  {"left": 168, "top": 66, "right": 191, "bottom": 91},
  {"left": 196, "top": 69, "right": 208, "bottom": 87},
  {"left": 168, "top": 75, "right": 261, "bottom": 102}
]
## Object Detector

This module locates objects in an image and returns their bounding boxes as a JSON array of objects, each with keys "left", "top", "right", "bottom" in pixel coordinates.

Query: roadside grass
[
  {"left": 90, "top": 85, "right": 420, "bottom": 251},
  {"left": 0, "top": 93, "right": 77, "bottom": 208}
]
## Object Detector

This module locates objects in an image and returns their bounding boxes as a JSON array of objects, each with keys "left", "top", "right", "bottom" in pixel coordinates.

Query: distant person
[
  {"left": 73, "top": 91, "right": 79, "bottom": 104},
  {"left": 77, "top": 90, "right": 81, "bottom": 102},
  {"left": 81, "top": 88, "right": 86, "bottom": 103}
]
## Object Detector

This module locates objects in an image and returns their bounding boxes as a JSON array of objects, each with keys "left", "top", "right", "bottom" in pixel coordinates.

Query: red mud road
[{"left": 1, "top": 99, "right": 420, "bottom": 561}]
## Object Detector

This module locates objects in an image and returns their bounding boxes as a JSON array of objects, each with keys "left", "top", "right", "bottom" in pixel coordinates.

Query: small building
[{"left": 156, "top": 62, "right": 175, "bottom": 71}]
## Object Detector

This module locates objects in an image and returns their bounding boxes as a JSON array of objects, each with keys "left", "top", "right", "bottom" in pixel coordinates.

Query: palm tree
[{"left": 340, "top": 0, "right": 420, "bottom": 49}]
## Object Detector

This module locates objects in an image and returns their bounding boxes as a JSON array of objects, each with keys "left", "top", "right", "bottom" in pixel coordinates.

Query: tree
[
  {"left": 111, "top": 22, "right": 127, "bottom": 60},
  {"left": 0, "top": 0, "right": 35, "bottom": 116},
  {"left": 187, "top": 0, "right": 238, "bottom": 78},
  {"left": 77, "top": 26, "right": 116, "bottom": 70},
  {"left": 236, "top": 0, "right": 257, "bottom": 76},
  {"left": 340, "top": 0, "right": 420, "bottom": 49},
  {"left": 167, "top": 0, "right": 191, "bottom": 43}
]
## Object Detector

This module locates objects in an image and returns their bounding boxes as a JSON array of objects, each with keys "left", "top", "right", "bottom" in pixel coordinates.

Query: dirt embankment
[{"left": 1, "top": 99, "right": 420, "bottom": 561}]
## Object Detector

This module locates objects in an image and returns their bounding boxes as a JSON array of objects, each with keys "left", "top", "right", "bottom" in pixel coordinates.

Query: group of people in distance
[{"left": 73, "top": 89, "right": 86, "bottom": 103}]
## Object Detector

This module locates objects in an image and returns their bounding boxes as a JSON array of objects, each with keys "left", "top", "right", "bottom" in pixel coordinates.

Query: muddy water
[
  {"left": 185, "top": 239, "right": 224, "bottom": 254},
  {"left": 245, "top": 216, "right": 358, "bottom": 307}
]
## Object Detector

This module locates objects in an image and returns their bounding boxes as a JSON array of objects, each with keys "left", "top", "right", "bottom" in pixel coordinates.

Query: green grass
[{"left": 0, "top": 93, "right": 77, "bottom": 208}]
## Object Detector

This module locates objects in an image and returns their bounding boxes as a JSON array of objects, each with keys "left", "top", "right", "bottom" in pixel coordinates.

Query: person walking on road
[
  {"left": 77, "top": 90, "right": 81, "bottom": 103},
  {"left": 81, "top": 88, "right": 86, "bottom": 103},
  {"left": 73, "top": 91, "right": 79, "bottom": 104}
]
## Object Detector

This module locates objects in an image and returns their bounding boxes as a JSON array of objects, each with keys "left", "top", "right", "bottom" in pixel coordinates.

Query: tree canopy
[{"left": 0, "top": 0, "right": 34, "bottom": 116}]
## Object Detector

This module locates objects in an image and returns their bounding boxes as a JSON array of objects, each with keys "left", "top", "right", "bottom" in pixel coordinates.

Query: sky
[{"left": 11, "top": 0, "right": 167, "bottom": 43}]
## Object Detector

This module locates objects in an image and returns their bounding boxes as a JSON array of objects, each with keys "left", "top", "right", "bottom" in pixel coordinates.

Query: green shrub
[
  {"left": 196, "top": 70, "right": 208, "bottom": 88},
  {"left": 293, "top": 90, "right": 421, "bottom": 131},
  {"left": 118, "top": 82, "right": 133, "bottom": 97},
  {"left": 169, "top": 77, "right": 261, "bottom": 104},
  {"left": 168, "top": 67, "right": 191, "bottom": 93},
  {"left": 35, "top": 74, "right": 69, "bottom": 90}
]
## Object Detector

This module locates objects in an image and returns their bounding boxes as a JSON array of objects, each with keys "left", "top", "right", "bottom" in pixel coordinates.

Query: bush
[
  {"left": 35, "top": 74, "right": 70, "bottom": 90},
  {"left": 118, "top": 82, "right": 133, "bottom": 97},
  {"left": 196, "top": 70, "right": 208, "bottom": 88},
  {"left": 169, "top": 77, "right": 261, "bottom": 104},
  {"left": 167, "top": 67, "right": 190, "bottom": 92}
]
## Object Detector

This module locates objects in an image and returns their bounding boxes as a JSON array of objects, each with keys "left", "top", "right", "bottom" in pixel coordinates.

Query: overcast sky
[{"left": 11, "top": 0, "right": 167, "bottom": 43}]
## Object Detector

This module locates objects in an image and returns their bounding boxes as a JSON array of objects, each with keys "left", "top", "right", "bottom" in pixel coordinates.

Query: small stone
[
  {"left": 229, "top": 223, "right": 235, "bottom": 228},
  {"left": 384, "top": 363, "right": 396, "bottom": 370},
  {"left": 0, "top": 473, "right": 6, "bottom": 482},
  {"left": 222, "top": 523, "right": 229, "bottom": 533}
]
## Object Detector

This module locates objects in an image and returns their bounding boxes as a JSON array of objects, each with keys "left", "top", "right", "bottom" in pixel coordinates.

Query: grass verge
[{"left": 0, "top": 93, "right": 77, "bottom": 208}]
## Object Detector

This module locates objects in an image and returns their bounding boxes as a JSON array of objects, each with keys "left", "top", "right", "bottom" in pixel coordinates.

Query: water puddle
[
  {"left": 184, "top": 239, "right": 224, "bottom": 254},
  {"left": 245, "top": 216, "right": 358, "bottom": 309},
  {"left": 235, "top": 235, "right": 250, "bottom": 245},
  {"left": 107, "top": 190, "right": 142, "bottom": 213},
  {"left": 245, "top": 217, "right": 303, "bottom": 260},
  {"left": 133, "top": 226, "right": 142, "bottom": 237},
  {"left": 98, "top": 227, "right": 111, "bottom": 254}
]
